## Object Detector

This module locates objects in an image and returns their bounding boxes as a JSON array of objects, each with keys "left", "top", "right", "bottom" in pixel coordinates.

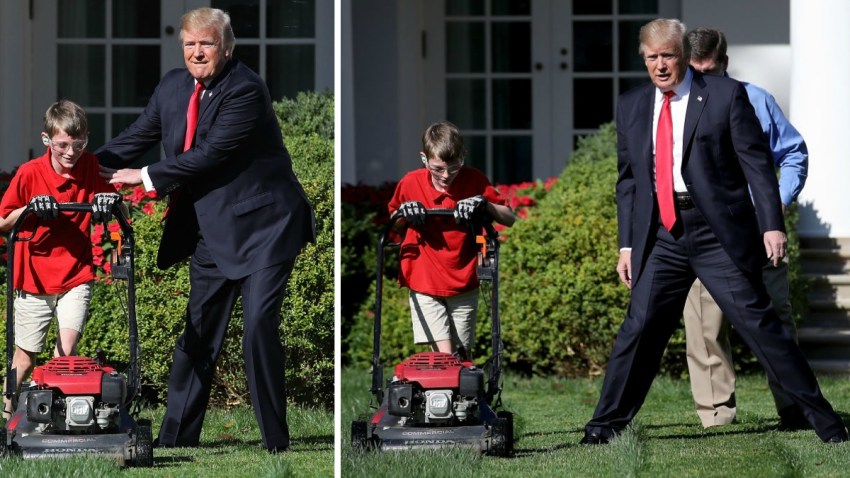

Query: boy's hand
[
  {"left": 454, "top": 195, "right": 487, "bottom": 224},
  {"left": 399, "top": 201, "right": 427, "bottom": 226},
  {"left": 92, "top": 193, "right": 122, "bottom": 223},
  {"left": 29, "top": 195, "right": 60, "bottom": 220}
]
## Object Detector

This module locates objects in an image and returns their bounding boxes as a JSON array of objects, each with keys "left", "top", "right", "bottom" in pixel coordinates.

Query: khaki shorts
[
  {"left": 14, "top": 281, "right": 93, "bottom": 353},
  {"left": 409, "top": 289, "right": 478, "bottom": 352}
]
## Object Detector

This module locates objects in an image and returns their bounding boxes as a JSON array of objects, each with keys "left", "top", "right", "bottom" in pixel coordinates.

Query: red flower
[
  {"left": 142, "top": 202, "right": 155, "bottom": 216},
  {"left": 108, "top": 222, "right": 121, "bottom": 233}
]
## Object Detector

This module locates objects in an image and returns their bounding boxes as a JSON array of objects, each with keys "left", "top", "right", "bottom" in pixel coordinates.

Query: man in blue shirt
[{"left": 684, "top": 27, "right": 809, "bottom": 430}]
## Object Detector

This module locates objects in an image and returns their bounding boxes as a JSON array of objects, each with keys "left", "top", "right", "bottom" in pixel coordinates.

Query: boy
[
  {"left": 388, "top": 121, "right": 515, "bottom": 360},
  {"left": 1, "top": 100, "right": 122, "bottom": 419}
]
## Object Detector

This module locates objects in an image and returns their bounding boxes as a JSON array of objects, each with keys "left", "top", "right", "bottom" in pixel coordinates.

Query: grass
[
  {"left": 0, "top": 404, "right": 333, "bottom": 477},
  {"left": 343, "top": 367, "right": 850, "bottom": 477}
]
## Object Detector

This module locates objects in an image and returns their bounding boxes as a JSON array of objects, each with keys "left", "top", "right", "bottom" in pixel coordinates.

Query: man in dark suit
[
  {"left": 96, "top": 7, "right": 315, "bottom": 453},
  {"left": 579, "top": 18, "right": 847, "bottom": 445}
]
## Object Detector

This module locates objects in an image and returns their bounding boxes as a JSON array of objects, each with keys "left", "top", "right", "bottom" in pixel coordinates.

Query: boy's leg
[
  {"left": 446, "top": 289, "right": 479, "bottom": 360},
  {"left": 409, "top": 291, "right": 453, "bottom": 353},
  {"left": 53, "top": 281, "right": 92, "bottom": 356},
  {"left": 4, "top": 347, "right": 36, "bottom": 418}
]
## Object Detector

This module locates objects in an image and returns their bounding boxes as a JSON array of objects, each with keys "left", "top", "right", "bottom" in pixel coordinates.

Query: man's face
[
  {"left": 642, "top": 40, "right": 685, "bottom": 92},
  {"left": 182, "top": 27, "right": 229, "bottom": 83},
  {"left": 690, "top": 55, "right": 726, "bottom": 76}
]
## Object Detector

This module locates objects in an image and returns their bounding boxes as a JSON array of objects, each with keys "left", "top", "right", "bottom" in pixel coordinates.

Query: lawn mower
[
  {"left": 351, "top": 208, "right": 514, "bottom": 456},
  {"left": 1, "top": 201, "right": 153, "bottom": 467}
]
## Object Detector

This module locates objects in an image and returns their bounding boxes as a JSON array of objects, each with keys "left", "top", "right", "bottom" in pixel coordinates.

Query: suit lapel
[{"left": 682, "top": 72, "right": 708, "bottom": 163}]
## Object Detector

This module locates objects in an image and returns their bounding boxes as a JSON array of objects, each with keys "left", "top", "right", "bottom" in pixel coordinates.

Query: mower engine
[
  {"left": 24, "top": 356, "right": 127, "bottom": 433},
  {"left": 386, "top": 352, "right": 484, "bottom": 425}
]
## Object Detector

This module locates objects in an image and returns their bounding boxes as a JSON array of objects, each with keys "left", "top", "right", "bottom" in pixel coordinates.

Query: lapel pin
[{"left": 697, "top": 96, "right": 703, "bottom": 102}]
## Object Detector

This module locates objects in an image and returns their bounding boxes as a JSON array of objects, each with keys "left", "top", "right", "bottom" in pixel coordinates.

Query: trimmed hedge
[
  {"left": 0, "top": 91, "right": 334, "bottom": 409},
  {"left": 344, "top": 122, "right": 806, "bottom": 380}
]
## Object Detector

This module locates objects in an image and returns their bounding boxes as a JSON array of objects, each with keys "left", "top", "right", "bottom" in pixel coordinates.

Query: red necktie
[
  {"left": 183, "top": 82, "right": 204, "bottom": 152},
  {"left": 656, "top": 90, "right": 676, "bottom": 231}
]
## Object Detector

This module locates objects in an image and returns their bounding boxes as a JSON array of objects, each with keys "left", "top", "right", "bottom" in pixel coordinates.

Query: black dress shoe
[
  {"left": 824, "top": 430, "right": 849, "bottom": 444},
  {"left": 579, "top": 432, "right": 610, "bottom": 445}
]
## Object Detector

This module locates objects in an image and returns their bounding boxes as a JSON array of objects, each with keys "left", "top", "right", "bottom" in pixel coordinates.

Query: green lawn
[
  {"left": 343, "top": 368, "right": 850, "bottom": 477},
  {"left": 1, "top": 404, "right": 333, "bottom": 477}
]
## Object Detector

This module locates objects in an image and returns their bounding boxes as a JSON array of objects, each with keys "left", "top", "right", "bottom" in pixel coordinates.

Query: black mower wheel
[
  {"left": 497, "top": 411, "right": 515, "bottom": 455},
  {"left": 351, "top": 420, "right": 369, "bottom": 451},
  {"left": 133, "top": 425, "right": 154, "bottom": 467},
  {"left": 489, "top": 415, "right": 513, "bottom": 457}
]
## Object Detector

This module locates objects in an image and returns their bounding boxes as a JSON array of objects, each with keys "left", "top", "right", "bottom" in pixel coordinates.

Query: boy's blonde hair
[
  {"left": 44, "top": 100, "right": 88, "bottom": 138},
  {"left": 422, "top": 121, "right": 466, "bottom": 163}
]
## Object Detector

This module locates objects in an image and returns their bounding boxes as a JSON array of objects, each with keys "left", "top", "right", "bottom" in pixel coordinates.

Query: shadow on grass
[{"left": 199, "top": 433, "right": 334, "bottom": 452}]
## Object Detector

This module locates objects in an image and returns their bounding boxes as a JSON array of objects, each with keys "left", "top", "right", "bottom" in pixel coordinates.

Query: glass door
[{"left": 425, "top": 0, "right": 675, "bottom": 184}]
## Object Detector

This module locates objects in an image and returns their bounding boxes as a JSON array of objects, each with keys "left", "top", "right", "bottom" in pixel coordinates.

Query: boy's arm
[
  {"left": 0, "top": 206, "right": 27, "bottom": 232},
  {"left": 487, "top": 202, "right": 516, "bottom": 227}
]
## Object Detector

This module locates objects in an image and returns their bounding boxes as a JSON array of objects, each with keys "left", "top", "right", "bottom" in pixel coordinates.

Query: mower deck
[
  {"left": 353, "top": 400, "right": 513, "bottom": 456},
  {"left": 2, "top": 393, "right": 152, "bottom": 466}
]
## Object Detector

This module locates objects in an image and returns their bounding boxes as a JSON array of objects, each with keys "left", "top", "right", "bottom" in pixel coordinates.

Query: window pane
[
  {"left": 573, "top": 78, "right": 613, "bottom": 129},
  {"left": 493, "top": 136, "right": 532, "bottom": 183},
  {"left": 493, "top": 79, "right": 531, "bottom": 129},
  {"left": 446, "top": 0, "right": 485, "bottom": 16},
  {"left": 619, "top": 77, "right": 650, "bottom": 95},
  {"left": 268, "top": 0, "right": 315, "bottom": 38},
  {"left": 573, "top": 0, "right": 612, "bottom": 15},
  {"left": 619, "top": 21, "right": 646, "bottom": 72},
  {"left": 237, "top": 45, "right": 261, "bottom": 75},
  {"left": 113, "top": 46, "right": 161, "bottom": 107},
  {"left": 573, "top": 21, "right": 613, "bottom": 72},
  {"left": 113, "top": 0, "right": 159, "bottom": 38},
  {"left": 58, "top": 45, "right": 105, "bottom": 107},
  {"left": 447, "top": 79, "right": 486, "bottom": 130},
  {"left": 492, "top": 0, "right": 530, "bottom": 16},
  {"left": 112, "top": 114, "right": 160, "bottom": 167},
  {"left": 267, "top": 45, "right": 315, "bottom": 101},
  {"left": 447, "top": 22, "right": 485, "bottom": 73},
  {"left": 86, "top": 114, "right": 106, "bottom": 154},
  {"left": 213, "top": 0, "right": 260, "bottom": 38},
  {"left": 58, "top": 0, "right": 105, "bottom": 38},
  {"left": 492, "top": 22, "right": 530, "bottom": 73},
  {"left": 619, "top": 0, "right": 658, "bottom": 14},
  {"left": 464, "top": 135, "right": 486, "bottom": 172}
]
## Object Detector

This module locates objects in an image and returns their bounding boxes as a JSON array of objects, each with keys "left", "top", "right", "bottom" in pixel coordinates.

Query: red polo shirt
[
  {"left": 0, "top": 150, "right": 115, "bottom": 294},
  {"left": 388, "top": 167, "right": 505, "bottom": 296}
]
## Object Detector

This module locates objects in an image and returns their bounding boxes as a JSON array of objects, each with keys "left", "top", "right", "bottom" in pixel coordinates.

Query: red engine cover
[
  {"left": 30, "top": 356, "right": 114, "bottom": 395},
  {"left": 393, "top": 352, "right": 471, "bottom": 389}
]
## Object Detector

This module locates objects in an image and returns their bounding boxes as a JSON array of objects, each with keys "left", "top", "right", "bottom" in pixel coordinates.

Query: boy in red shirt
[
  {"left": 1, "top": 100, "right": 122, "bottom": 419},
  {"left": 388, "top": 121, "right": 515, "bottom": 360}
]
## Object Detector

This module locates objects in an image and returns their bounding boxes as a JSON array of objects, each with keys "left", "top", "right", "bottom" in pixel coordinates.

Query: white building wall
[
  {"left": 790, "top": 0, "right": 850, "bottom": 237},
  {"left": 0, "top": 1, "right": 32, "bottom": 172}
]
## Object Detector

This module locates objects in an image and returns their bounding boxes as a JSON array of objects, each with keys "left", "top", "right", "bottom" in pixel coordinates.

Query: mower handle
[
  {"left": 5, "top": 200, "right": 140, "bottom": 411},
  {"left": 371, "top": 206, "right": 502, "bottom": 406}
]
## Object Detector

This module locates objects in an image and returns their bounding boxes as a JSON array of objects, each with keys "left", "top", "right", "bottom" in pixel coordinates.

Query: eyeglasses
[
  {"left": 182, "top": 41, "right": 218, "bottom": 51},
  {"left": 427, "top": 161, "right": 464, "bottom": 176},
  {"left": 47, "top": 137, "right": 88, "bottom": 154}
]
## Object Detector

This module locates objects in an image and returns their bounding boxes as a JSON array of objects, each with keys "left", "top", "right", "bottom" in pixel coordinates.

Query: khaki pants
[{"left": 684, "top": 260, "right": 796, "bottom": 427}]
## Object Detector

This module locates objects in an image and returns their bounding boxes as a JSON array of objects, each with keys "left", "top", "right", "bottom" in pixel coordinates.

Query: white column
[{"left": 790, "top": 0, "right": 850, "bottom": 237}]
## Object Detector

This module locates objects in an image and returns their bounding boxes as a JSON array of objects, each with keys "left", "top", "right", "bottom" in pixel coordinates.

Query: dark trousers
[
  {"left": 157, "top": 237, "right": 295, "bottom": 451},
  {"left": 585, "top": 206, "right": 845, "bottom": 441}
]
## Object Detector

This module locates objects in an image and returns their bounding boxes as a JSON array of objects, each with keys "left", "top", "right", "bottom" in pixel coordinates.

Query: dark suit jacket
[
  {"left": 615, "top": 69, "right": 784, "bottom": 285},
  {"left": 97, "top": 59, "right": 315, "bottom": 279}
]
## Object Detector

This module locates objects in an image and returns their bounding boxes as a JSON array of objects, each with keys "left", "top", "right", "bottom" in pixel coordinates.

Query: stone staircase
[{"left": 797, "top": 237, "right": 850, "bottom": 373}]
